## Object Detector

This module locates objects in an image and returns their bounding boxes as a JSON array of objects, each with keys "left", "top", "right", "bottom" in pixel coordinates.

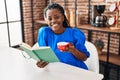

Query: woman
[{"left": 36, "top": 3, "right": 90, "bottom": 70}]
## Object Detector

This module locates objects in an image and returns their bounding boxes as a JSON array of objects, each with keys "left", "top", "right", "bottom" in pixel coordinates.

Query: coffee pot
[
  {"left": 95, "top": 15, "right": 107, "bottom": 27},
  {"left": 93, "top": 5, "right": 107, "bottom": 27}
]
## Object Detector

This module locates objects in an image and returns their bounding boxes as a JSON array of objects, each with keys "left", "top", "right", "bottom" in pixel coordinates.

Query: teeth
[{"left": 53, "top": 24, "right": 58, "bottom": 26}]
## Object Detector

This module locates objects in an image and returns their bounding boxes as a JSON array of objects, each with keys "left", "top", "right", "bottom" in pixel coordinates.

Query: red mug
[{"left": 57, "top": 42, "right": 70, "bottom": 51}]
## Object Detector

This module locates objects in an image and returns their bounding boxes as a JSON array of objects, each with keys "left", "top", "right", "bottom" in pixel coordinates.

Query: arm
[
  {"left": 65, "top": 43, "right": 87, "bottom": 61},
  {"left": 65, "top": 28, "right": 89, "bottom": 61}
]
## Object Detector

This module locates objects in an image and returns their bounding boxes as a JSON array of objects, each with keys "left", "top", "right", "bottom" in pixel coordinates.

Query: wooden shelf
[
  {"left": 35, "top": 20, "right": 120, "bottom": 34},
  {"left": 77, "top": 25, "right": 120, "bottom": 34},
  {"left": 99, "top": 52, "right": 120, "bottom": 66}
]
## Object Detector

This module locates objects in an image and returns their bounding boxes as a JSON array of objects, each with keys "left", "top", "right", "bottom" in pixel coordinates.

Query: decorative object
[
  {"left": 64, "top": 0, "right": 70, "bottom": 24},
  {"left": 108, "top": 16, "right": 116, "bottom": 25},
  {"left": 70, "top": 9, "right": 75, "bottom": 26},
  {"left": 108, "top": 1, "right": 120, "bottom": 30},
  {"left": 94, "top": 39, "right": 104, "bottom": 54}
]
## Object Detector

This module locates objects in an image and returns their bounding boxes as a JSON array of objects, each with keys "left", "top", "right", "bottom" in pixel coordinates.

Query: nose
[{"left": 51, "top": 18, "right": 56, "bottom": 23}]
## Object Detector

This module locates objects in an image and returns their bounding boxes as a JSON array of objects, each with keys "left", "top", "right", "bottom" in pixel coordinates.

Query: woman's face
[{"left": 45, "top": 9, "right": 65, "bottom": 34}]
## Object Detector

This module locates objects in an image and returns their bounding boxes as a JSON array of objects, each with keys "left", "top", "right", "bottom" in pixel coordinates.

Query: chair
[{"left": 84, "top": 41, "right": 99, "bottom": 73}]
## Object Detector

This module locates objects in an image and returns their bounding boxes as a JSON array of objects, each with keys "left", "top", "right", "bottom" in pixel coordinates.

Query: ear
[
  {"left": 43, "top": 15, "right": 48, "bottom": 25},
  {"left": 44, "top": 15, "right": 47, "bottom": 21}
]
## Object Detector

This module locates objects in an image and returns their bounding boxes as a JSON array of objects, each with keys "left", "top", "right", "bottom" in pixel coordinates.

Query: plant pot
[{"left": 96, "top": 46, "right": 103, "bottom": 54}]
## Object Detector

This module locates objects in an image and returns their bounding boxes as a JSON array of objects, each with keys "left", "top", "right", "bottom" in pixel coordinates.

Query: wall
[
  {"left": 22, "top": 0, "right": 46, "bottom": 46},
  {"left": 22, "top": 0, "right": 119, "bottom": 54}
]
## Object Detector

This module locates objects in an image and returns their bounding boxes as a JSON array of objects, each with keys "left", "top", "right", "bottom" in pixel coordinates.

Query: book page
[
  {"left": 19, "top": 43, "right": 40, "bottom": 61},
  {"left": 21, "top": 43, "right": 32, "bottom": 50},
  {"left": 32, "top": 42, "right": 39, "bottom": 49},
  {"left": 32, "top": 42, "right": 51, "bottom": 50}
]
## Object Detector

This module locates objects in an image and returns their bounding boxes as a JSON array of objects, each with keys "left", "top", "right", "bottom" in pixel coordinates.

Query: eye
[
  {"left": 48, "top": 17, "right": 52, "bottom": 21},
  {"left": 54, "top": 16, "right": 59, "bottom": 19}
]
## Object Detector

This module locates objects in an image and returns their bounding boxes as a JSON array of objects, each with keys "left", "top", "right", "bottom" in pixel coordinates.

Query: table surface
[{"left": 0, "top": 46, "right": 104, "bottom": 80}]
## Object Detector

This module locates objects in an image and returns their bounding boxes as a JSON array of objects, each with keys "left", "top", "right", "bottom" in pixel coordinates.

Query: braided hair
[{"left": 44, "top": 3, "right": 70, "bottom": 28}]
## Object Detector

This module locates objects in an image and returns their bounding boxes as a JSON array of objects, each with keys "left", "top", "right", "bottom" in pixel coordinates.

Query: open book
[{"left": 19, "top": 43, "right": 59, "bottom": 62}]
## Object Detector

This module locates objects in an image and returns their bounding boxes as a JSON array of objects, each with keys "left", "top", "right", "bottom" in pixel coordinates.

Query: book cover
[{"left": 19, "top": 43, "right": 59, "bottom": 62}]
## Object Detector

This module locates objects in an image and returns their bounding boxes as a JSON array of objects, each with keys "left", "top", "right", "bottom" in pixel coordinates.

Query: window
[{"left": 0, "top": 0, "right": 23, "bottom": 47}]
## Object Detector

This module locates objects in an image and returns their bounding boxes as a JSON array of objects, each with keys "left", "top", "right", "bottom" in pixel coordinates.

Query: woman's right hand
[{"left": 36, "top": 60, "right": 49, "bottom": 68}]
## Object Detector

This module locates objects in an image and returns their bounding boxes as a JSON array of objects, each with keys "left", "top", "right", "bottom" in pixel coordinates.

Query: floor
[{"left": 99, "top": 61, "right": 120, "bottom": 80}]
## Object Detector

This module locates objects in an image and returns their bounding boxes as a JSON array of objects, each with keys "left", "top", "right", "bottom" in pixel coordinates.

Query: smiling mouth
[{"left": 52, "top": 24, "right": 58, "bottom": 27}]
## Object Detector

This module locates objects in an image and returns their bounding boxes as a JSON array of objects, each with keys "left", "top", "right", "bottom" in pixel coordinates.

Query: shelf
[
  {"left": 99, "top": 52, "right": 120, "bottom": 66},
  {"left": 35, "top": 20, "right": 120, "bottom": 34},
  {"left": 77, "top": 25, "right": 120, "bottom": 34}
]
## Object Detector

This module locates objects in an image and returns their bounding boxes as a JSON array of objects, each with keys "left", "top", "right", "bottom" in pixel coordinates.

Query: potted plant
[{"left": 94, "top": 39, "right": 104, "bottom": 54}]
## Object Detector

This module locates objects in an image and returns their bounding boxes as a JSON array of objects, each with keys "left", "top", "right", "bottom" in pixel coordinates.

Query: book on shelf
[{"left": 19, "top": 42, "right": 59, "bottom": 62}]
